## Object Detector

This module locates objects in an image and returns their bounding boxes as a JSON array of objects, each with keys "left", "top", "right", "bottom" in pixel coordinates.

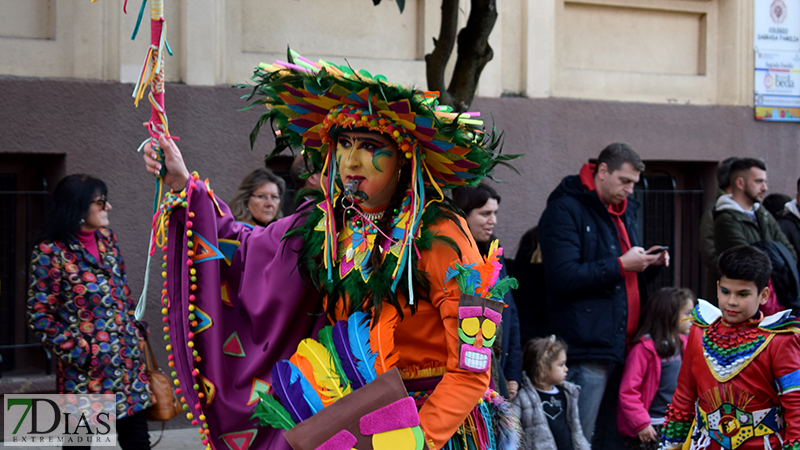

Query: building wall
[
  {"left": 0, "top": 0, "right": 757, "bottom": 105},
  {"left": 2, "top": 0, "right": 796, "bottom": 430}
]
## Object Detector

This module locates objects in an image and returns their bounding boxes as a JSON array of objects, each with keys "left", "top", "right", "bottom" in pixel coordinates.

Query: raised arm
[{"left": 142, "top": 135, "right": 190, "bottom": 192}]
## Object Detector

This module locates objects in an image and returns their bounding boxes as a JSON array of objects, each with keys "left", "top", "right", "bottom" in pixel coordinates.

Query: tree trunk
[
  {"left": 424, "top": 0, "right": 459, "bottom": 107},
  {"left": 425, "top": 0, "right": 498, "bottom": 111}
]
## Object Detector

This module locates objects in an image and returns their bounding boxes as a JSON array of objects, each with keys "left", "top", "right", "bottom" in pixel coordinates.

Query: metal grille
[
  {"left": 633, "top": 172, "right": 705, "bottom": 297},
  {"left": 0, "top": 177, "right": 51, "bottom": 377}
]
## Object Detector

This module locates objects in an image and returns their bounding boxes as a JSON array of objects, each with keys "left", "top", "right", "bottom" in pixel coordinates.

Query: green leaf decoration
[
  {"left": 489, "top": 277, "right": 519, "bottom": 301},
  {"left": 251, "top": 392, "right": 296, "bottom": 430}
]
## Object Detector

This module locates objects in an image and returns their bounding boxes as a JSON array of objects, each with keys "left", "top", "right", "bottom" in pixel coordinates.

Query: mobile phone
[{"left": 646, "top": 246, "right": 669, "bottom": 254}]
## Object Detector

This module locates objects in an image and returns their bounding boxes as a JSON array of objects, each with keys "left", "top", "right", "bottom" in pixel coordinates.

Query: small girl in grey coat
[{"left": 513, "top": 336, "right": 591, "bottom": 450}]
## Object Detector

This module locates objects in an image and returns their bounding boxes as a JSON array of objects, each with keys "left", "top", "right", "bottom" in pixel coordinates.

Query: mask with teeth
[{"left": 456, "top": 294, "right": 504, "bottom": 373}]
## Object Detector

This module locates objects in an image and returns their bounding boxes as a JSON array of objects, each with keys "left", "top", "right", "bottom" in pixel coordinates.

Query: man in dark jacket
[
  {"left": 713, "top": 158, "right": 796, "bottom": 261},
  {"left": 699, "top": 157, "right": 736, "bottom": 304},
  {"left": 538, "top": 143, "right": 668, "bottom": 443},
  {"left": 777, "top": 177, "right": 800, "bottom": 259}
]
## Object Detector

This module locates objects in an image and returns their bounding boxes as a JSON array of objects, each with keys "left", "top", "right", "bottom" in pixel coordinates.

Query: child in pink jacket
[{"left": 617, "top": 287, "right": 696, "bottom": 450}]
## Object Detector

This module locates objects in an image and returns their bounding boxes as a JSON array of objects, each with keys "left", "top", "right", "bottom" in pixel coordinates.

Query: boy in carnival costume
[
  {"left": 660, "top": 245, "right": 800, "bottom": 450},
  {"left": 142, "top": 50, "right": 518, "bottom": 450}
]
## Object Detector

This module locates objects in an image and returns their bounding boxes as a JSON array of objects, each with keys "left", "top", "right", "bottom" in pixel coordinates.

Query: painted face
[
  {"left": 595, "top": 162, "right": 640, "bottom": 205},
  {"left": 678, "top": 298, "right": 695, "bottom": 335},
  {"left": 545, "top": 350, "right": 569, "bottom": 387},
  {"left": 466, "top": 198, "right": 498, "bottom": 243},
  {"left": 82, "top": 194, "right": 110, "bottom": 231},
  {"left": 247, "top": 182, "right": 281, "bottom": 225},
  {"left": 743, "top": 167, "right": 768, "bottom": 204},
  {"left": 335, "top": 131, "right": 401, "bottom": 209},
  {"left": 717, "top": 276, "right": 768, "bottom": 324},
  {"left": 457, "top": 294, "right": 505, "bottom": 373}
]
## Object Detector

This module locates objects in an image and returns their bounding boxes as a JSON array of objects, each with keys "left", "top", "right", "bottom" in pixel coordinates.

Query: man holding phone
[{"left": 538, "top": 143, "right": 669, "bottom": 446}]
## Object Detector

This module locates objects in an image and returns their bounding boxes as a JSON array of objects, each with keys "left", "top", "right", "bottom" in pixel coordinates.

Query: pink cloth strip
[
  {"left": 359, "top": 397, "right": 420, "bottom": 435},
  {"left": 316, "top": 430, "right": 358, "bottom": 450},
  {"left": 483, "top": 308, "right": 502, "bottom": 324},
  {"left": 458, "top": 306, "right": 484, "bottom": 319}
]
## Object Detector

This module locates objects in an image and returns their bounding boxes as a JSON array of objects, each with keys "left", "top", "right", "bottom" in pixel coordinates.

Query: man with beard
[{"left": 713, "top": 158, "right": 796, "bottom": 261}]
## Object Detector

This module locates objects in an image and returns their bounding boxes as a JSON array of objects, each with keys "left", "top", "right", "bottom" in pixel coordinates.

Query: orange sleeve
[{"left": 416, "top": 216, "right": 491, "bottom": 449}]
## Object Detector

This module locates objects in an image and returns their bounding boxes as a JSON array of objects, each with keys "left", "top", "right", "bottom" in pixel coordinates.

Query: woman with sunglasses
[{"left": 27, "top": 174, "right": 153, "bottom": 450}]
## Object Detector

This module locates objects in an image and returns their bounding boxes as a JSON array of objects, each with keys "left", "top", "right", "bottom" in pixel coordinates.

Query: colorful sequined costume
[
  {"left": 155, "top": 52, "right": 517, "bottom": 450},
  {"left": 659, "top": 300, "right": 800, "bottom": 450}
]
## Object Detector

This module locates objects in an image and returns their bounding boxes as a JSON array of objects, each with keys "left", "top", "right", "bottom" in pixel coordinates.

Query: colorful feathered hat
[{"left": 241, "top": 49, "right": 508, "bottom": 191}]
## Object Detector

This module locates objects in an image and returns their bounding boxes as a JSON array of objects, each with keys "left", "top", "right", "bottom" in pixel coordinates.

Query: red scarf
[
  {"left": 579, "top": 163, "right": 640, "bottom": 340},
  {"left": 77, "top": 229, "right": 101, "bottom": 262}
]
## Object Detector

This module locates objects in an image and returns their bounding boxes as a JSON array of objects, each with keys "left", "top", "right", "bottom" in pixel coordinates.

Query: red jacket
[{"left": 617, "top": 334, "right": 688, "bottom": 437}]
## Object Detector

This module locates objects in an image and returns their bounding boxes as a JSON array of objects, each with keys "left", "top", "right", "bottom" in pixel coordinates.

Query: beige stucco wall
[{"left": 0, "top": 0, "right": 757, "bottom": 106}]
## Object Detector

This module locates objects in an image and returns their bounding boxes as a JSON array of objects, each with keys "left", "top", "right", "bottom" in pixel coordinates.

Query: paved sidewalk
[{"left": 141, "top": 427, "right": 206, "bottom": 450}]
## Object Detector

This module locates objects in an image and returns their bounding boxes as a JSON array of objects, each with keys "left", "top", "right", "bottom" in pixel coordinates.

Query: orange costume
[{"left": 326, "top": 215, "right": 491, "bottom": 448}]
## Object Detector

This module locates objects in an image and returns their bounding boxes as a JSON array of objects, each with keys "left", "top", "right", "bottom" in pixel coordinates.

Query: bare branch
[
  {"left": 424, "top": 0, "right": 459, "bottom": 107},
  {"left": 448, "top": 0, "right": 497, "bottom": 111}
]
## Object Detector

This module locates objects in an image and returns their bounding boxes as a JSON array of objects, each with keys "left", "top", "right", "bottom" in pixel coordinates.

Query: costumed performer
[
  {"left": 141, "top": 52, "right": 514, "bottom": 450},
  {"left": 659, "top": 245, "right": 800, "bottom": 450}
]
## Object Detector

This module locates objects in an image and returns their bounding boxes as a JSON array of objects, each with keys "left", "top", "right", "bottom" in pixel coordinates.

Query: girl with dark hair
[
  {"left": 27, "top": 174, "right": 152, "bottom": 450},
  {"left": 617, "top": 287, "right": 696, "bottom": 449},
  {"left": 452, "top": 182, "right": 523, "bottom": 401},
  {"left": 141, "top": 54, "right": 516, "bottom": 450}
]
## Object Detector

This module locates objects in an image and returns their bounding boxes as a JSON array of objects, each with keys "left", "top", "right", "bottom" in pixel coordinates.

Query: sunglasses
[{"left": 92, "top": 196, "right": 108, "bottom": 209}]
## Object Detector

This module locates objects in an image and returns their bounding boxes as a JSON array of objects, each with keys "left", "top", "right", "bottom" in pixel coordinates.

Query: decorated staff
[{"left": 93, "top": 0, "right": 175, "bottom": 319}]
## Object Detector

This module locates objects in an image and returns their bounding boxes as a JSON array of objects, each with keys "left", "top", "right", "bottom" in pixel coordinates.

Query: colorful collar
[
  {"left": 314, "top": 196, "right": 413, "bottom": 284},
  {"left": 702, "top": 319, "right": 773, "bottom": 382}
]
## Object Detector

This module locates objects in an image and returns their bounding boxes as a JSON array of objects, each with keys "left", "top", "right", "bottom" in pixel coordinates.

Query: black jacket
[
  {"left": 751, "top": 240, "right": 800, "bottom": 313},
  {"left": 777, "top": 209, "right": 800, "bottom": 261},
  {"left": 538, "top": 174, "right": 654, "bottom": 364},
  {"left": 498, "top": 257, "right": 522, "bottom": 385}
]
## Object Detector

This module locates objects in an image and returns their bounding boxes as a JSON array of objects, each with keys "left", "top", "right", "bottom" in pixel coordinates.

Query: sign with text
[
  {"left": 4, "top": 394, "right": 117, "bottom": 446},
  {"left": 755, "top": 50, "right": 800, "bottom": 121},
  {"left": 755, "top": 0, "right": 800, "bottom": 52},
  {"left": 755, "top": 0, "right": 800, "bottom": 121}
]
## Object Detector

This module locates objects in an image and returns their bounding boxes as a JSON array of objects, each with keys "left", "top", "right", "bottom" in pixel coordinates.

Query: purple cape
[{"left": 165, "top": 180, "right": 325, "bottom": 450}]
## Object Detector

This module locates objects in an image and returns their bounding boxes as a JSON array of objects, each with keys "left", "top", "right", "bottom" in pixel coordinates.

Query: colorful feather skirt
[{"left": 409, "top": 388, "right": 521, "bottom": 450}]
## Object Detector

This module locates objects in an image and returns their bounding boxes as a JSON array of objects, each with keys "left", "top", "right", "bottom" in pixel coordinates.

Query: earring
[{"left": 79, "top": 218, "right": 86, "bottom": 225}]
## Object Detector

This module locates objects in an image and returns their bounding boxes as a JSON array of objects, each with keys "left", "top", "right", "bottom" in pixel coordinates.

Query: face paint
[
  {"left": 370, "top": 146, "right": 394, "bottom": 172},
  {"left": 457, "top": 294, "right": 504, "bottom": 373},
  {"left": 335, "top": 131, "right": 401, "bottom": 209}
]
